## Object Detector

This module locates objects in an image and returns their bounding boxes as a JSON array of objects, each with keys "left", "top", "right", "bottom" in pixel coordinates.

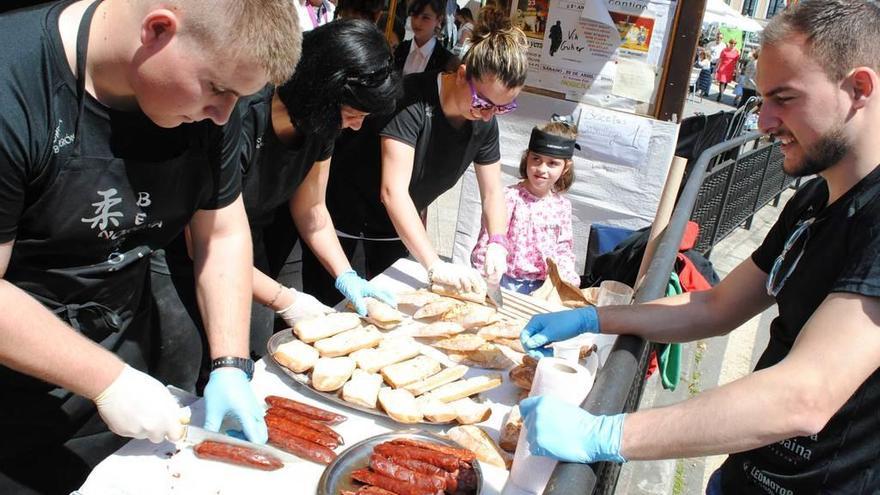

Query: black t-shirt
[
  {"left": 326, "top": 70, "right": 500, "bottom": 237},
  {"left": 0, "top": 2, "right": 240, "bottom": 315},
  {"left": 720, "top": 167, "right": 880, "bottom": 494},
  {"left": 238, "top": 86, "right": 334, "bottom": 231}
]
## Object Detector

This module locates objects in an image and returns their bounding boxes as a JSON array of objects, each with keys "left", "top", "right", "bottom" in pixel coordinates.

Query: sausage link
[
  {"left": 265, "top": 395, "right": 347, "bottom": 424},
  {"left": 192, "top": 440, "right": 283, "bottom": 471},
  {"left": 265, "top": 414, "right": 339, "bottom": 449},
  {"left": 391, "top": 457, "right": 458, "bottom": 493},
  {"left": 341, "top": 487, "right": 398, "bottom": 495},
  {"left": 373, "top": 443, "right": 459, "bottom": 472},
  {"left": 266, "top": 406, "right": 344, "bottom": 445},
  {"left": 267, "top": 427, "right": 336, "bottom": 464},
  {"left": 351, "top": 468, "right": 441, "bottom": 495},
  {"left": 388, "top": 438, "right": 476, "bottom": 463},
  {"left": 370, "top": 453, "right": 446, "bottom": 492}
]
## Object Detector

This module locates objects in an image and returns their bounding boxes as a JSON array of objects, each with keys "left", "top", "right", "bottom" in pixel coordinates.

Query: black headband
[{"left": 528, "top": 127, "right": 578, "bottom": 159}]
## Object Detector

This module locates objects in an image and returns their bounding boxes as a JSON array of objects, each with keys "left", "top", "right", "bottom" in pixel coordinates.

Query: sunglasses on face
[
  {"left": 766, "top": 216, "right": 815, "bottom": 297},
  {"left": 467, "top": 79, "right": 517, "bottom": 115}
]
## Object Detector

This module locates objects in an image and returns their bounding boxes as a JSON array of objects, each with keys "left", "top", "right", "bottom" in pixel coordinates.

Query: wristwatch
[{"left": 210, "top": 356, "right": 255, "bottom": 380}]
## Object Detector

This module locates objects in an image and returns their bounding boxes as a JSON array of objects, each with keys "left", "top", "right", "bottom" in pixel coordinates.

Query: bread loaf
[
  {"left": 293, "top": 312, "right": 361, "bottom": 343},
  {"left": 311, "top": 357, "right": 355, "bottom": 392},
  {"left": 425, "top": 374, "right": 502, "bottom": 403},
  {"left": 380, "top": 356, "right": 442, "bottom": 388},
  {"left": 313, "top": 326, "right": 382, "bottom": 358},
  {"left": 350, "top": 338, "right": 421, "bottom": 373},
  {"left": 403, "top": 365, "right": 469, "bottom": 396},
  {"left": 342, "top": 369, "right": 383, "bottom": 409},
  {"left": 377, "top": 388, "right": 423, "bottom": 423},
  {"left": 273, "top": 338, "right": 319, "bottom": 373}
]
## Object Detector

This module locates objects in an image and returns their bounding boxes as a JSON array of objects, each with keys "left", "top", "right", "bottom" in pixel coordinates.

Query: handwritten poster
[{"left": 575, "top": 105, "right": 652, "bottom": 166}]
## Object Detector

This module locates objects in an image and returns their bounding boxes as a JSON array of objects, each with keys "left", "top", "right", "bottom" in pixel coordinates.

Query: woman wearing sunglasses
[{"left": 303, "top": 7, "right": 528, "bottom": 303}]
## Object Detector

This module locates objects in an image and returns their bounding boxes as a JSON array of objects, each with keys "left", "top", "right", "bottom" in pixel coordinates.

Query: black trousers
[{"left": 300, "top": 234, "right": 410, "bottom": 307}]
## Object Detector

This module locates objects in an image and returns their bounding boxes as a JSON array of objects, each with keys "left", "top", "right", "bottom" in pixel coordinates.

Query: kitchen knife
[
  {"left": 486, "top": 280, "right": 504, "bottom": 308},
  {"left": 179, "top": 424, "right": 301, "bottom": 464}
]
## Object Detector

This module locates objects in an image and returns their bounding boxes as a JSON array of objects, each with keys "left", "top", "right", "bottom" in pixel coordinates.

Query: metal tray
[
  {"left": 317, "top": 430, "right": 482, "bottom": 495},
  {"left": 266, "top": 329, "right": 455, "bottom": 425}
]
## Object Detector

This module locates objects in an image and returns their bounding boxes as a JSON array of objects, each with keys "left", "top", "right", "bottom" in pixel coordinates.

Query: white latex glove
[
  {"left": 94, "top": 364, "right": 189, "bottom": 443},
  {"left": 276, "top": 287, "right": 333, "bottom": 326},
  {"left": 484, "top": 243, "right": 508, "bottom": 285},
  {"left": 429, "top": 260, "right": 487, "bottom": 293}
]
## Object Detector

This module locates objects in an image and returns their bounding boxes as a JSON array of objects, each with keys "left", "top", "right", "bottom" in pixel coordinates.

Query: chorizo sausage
[
  {"left": 369, "top": 453, "right": 447, "bottom": 492},
  {"left": 351, "top": 468, "right": 441, "bottom": 495},
  {"left": 267, "top": 427, "right": 336, "bottom": 464},
  {"left": 192, "top": 440, "right": 283, "bottom": 471},
  {"left": 373, "top": 443, "right": 459, "bottom": 472},
  {"left": 388, "top": 438, "right": 476, "bottom": 463},
  {"left": 266, "top": 406, "right": 344, "bottom": 445},
  {"left": 265, "top": 414, "right": 339, "bottom": 449},
  {"left": 390, "top": 457, "right": 458, "bottom": 493},
  {"left": 264, "top": 395, "right": 347, "bottom": 424},
  {"left": 341, "top": 487, "right": 398, "bottom": 495}
]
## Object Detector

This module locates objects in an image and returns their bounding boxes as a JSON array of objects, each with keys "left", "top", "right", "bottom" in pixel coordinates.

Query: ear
[
  {"left": 456, "top": 64, "right": 467, "bottom": 83},
  {"left": 848, "top": 67, "right": 876, "bottom": 110},
  {"left": 140, "top": 9, "right": 179, "bottom": 48}
]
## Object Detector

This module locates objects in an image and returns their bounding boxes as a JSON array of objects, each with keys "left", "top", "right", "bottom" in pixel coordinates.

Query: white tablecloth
[{"left": 79, "top": 259, "right": 518, "bottom": 495}]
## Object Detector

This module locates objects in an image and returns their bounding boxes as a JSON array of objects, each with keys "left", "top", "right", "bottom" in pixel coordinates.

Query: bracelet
[
  {"left": 266, "top": 282, "right": 285, "bottom": 308},
  {"left": 488, "top": 234, "right": 509, "bottom": 251}
]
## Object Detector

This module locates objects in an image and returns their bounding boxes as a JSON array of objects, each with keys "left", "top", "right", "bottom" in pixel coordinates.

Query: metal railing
[{"left": 544, "top": 132, "right": 766, "bottom": 495}]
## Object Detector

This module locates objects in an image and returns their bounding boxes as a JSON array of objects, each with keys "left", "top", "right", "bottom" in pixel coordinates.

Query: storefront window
[
  {"left": 767, "top": 0, "right": 786, "bottom": 17},
  {"left": 741, "top": 0, "right": 758, "bottom": 16}
]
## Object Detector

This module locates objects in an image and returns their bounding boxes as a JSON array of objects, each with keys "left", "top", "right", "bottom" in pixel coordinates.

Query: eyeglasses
[
  {"left": 467, "top": 79, "right": 517, "bottom": 115},
  {"left": 766, "top": 216, "right": 814, "bottom": 297}
]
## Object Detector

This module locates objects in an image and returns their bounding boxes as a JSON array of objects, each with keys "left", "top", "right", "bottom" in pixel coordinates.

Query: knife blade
[
  {"left": 486, "top": 281, "right": 504, "bottom": 308},
  {"left": 179, "top": 424, "right": 301, "bottom": 464}
]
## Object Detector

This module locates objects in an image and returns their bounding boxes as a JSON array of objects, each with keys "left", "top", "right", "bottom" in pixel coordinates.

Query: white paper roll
[{"left": 503, "top": 357, "right": 596, "bottom": 495}]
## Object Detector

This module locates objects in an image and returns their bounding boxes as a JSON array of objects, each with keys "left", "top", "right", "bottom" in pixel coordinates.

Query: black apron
[{"left": 0, "top": 0, "right": 215, "bottom": 462}]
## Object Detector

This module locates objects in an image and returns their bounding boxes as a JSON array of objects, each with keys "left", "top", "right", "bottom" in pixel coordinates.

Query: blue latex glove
[
  {"left": 519, "top": 395, "right": 626, "bottom": 463},
  {"left": 335, "top": 269, "right": 397, "bottom": 316},
  {"left": 520, "top": 306, "right": 600, "bottom": 359},
  {"left": 203, "top": 368, "right": 268, "bottom": 444}
]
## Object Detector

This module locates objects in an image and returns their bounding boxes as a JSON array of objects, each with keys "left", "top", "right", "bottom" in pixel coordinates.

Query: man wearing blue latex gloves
[
  {"left": 520, "top": 306, "right": 599, "bottom": 359},
  {"left": 520, "top": 396, "right": 625, "bottom": 464},
  {"left": 336, "top": 269, "right": 398, "bottom": 316},
  {"left": 518, "top": 3, "right": 880, "bottom": 493}
]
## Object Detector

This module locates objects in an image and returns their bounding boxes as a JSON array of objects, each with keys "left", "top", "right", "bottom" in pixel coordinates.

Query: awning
[{"left": 703, "top": 0, "right": 764, "bottom": 32}]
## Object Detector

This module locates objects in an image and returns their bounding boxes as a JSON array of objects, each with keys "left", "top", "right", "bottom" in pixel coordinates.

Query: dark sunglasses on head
[
  {"left": 766, "top": 216, "right": 814, "bottom": 297},
  {"left": 467, "top": 78, "right": 517, "bottom": 115}
]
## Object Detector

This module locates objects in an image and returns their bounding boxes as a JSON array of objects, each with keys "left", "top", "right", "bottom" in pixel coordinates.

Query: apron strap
[{"left": 71, "top": 0, "right": 103, "bottom": 156}]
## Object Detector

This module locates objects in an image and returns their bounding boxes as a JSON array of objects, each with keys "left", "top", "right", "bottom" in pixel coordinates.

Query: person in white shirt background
[
  {"left": 296, "top": 0, "right": 335, "bottom": 32},
  {"left": 393, "top": 0, "right": 457, "bottom": 75}
]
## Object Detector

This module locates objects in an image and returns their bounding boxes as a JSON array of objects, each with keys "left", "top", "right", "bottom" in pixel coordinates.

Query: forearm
[
  {"left": 382, "top": 190, "right": 438, "bottom": 269},
  {"left": 193, "top": 231, "right": 252, "bottom": 359},
  {"left": 294, "top": 204, "right": 352, "bottom": 279},
  {"left": 597, "top": 291, "right": 727, "bottom": 343},
  {"left": 622, "top": 364, "right": 817, "bottom": 460},
  {"left": 0, "top": 280, "right": 123, "bottom": 399},
  {"left": 481, "top": 187, "right": 507, "bottom": 237},
  {"left": 252, "top": 267, "right": 292, "bottom": 311}
]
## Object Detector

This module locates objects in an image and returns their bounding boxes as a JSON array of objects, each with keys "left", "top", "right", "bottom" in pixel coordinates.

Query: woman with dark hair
[
  {"left": 453, "top": 7, "right": 475, "bottom": 57},
  {"left": 150, "top": 19, "right": 401, "bottom": 392},
  {"left": 303, "top": 8, "right": 529, "bottom": 306}
]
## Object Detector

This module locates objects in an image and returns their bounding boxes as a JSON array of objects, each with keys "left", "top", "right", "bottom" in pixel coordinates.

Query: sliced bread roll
[
  {"left": 477, "top": 320, "right": 526, "bottom": 340},
  {"left": 499, "top": 405, "right": 522, "bottom": 452},
  {"left": 449, "top": 397, "right": 492, "bottom": 424},
  {"left": 313, "top": 326, "right": 383, "bottom": 358},
  {"left": 364, "top": 298, "right": 404, "bottom": 329},
  {"left": 380, "top": 355, "right": 442, "bottom": 388},
  {"left": 430, "top": 282, "right": 487, "bottom": 305},
  {"left": 350, "top": 338, "right": 421, "bottom": 373},
  {"left": 416, "top": 395, "right": 457, "bottom": 423},
  {"left": 425, "top": 374, "right": 502, "bottom": 403},
  {"left": 293, "top": 312, "right": 361, "bottom": 343},
  {"left": 410, "top": 321, "right": 465, "bottom": 338},
  {"left": 440, "top": 304, "right": 500, "bottom": 330},
  {"left": 378, "top": 387, "right": 423, "bottom": 423},
  {"left": 397, "top": 290, "right": 443, "bottom": 310},
  {"left": 311, "top": 357, "right": 356, "bottom": 392},
  {"left": 342, "top": 369, "right": 383, "bottom": 409},
  {"left": 273, "top": 338, "right": 319, "bottom": 373},
  {"left": 446, "top": 425, "right": 511, "bottom": 469},
  {"left": 430, "top": 334, "right": 487, "bottom": 352},
  {"left": 403, "top": 364, "right": 469, "bottom": 397},
  {"left": 413, "top": 299, "right": 463, "bottom": 320}
]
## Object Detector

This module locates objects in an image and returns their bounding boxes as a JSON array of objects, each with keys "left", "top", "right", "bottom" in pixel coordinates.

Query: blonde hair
[
  {"left": 155, "top": 0, "right": 302, "bottom": 85},
  {"left": 519, "top": 121, "right": 576, "bottom": 193},
  {"left": 462, "top": 6, "right": 528, "bottom": 88}
]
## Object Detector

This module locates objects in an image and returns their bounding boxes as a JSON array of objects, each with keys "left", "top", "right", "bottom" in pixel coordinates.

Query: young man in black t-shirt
[
  {"left": 0, "top": 1, "right": 300, "bottom": 492},
  {"left": 516, "top": 2, "right": 880, "bottom": 493}
]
